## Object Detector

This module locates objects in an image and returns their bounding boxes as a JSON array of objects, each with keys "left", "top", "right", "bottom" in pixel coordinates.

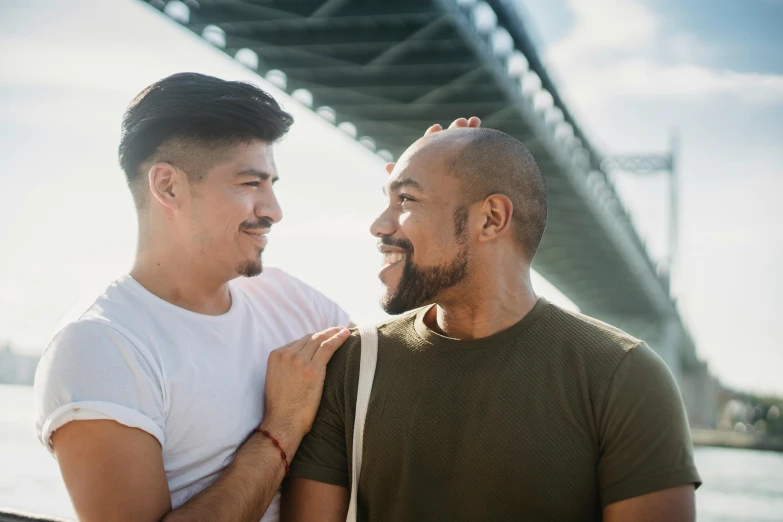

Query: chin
[
  {"left": 236, "top": 259, "right": 263, "bottom": 278},
  {"left": 380, "top": 289, "right": 417, "bottom": 315}
]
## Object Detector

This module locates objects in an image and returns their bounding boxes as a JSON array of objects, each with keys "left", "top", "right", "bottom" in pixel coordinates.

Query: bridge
[{"left": 142, "top": 0, "right": 719, "bottom": 427}]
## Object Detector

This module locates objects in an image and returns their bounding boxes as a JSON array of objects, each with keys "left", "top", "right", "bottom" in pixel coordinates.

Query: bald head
[{"left": 411, "top": 128, "right": 548, "bottom": 261}]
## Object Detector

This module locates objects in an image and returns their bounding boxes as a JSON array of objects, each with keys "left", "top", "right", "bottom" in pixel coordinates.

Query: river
[{"left": 1, "top": 384, "right": 781, "bottom": 520}]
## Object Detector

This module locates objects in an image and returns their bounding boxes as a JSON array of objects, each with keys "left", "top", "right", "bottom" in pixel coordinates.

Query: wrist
[{"left": 257, "top": 417, "right": 303, "bottom": 462}]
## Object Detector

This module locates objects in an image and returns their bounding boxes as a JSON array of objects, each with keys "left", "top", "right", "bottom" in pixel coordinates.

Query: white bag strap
[{"left": 346, "top": 326, "right": 379, "bottom": 522}]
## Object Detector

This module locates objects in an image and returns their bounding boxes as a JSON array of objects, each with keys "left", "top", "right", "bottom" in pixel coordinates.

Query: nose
[
  {"left": 256, "top": 187, "right": 283, "bottom": 225},
  {"left": 370, "top": 207, "right": 396, "bottom": 238}
]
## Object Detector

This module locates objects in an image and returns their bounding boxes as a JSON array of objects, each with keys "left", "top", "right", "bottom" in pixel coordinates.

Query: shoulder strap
[{"left": 346, "top": 326, "right": 379, "bottom": 522}]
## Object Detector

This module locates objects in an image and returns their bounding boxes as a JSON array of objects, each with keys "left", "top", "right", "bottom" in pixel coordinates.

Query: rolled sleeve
[
  {"left": 40, "top": 400, "right": 165, "bottom": 454},
  {"left": 34, "top": 320, "right": 166, "bottom": 455}
]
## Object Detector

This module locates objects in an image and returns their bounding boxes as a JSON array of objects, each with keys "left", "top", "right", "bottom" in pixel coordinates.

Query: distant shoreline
[
  {"left": 691, "top": 428, "right": 783, "bottom": 453},
  {"left": 4, "top": 383, "right": 782, "bottom": 452}
]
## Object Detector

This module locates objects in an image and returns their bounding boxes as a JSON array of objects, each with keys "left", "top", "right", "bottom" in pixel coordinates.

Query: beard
[
  {"left": 381, "top": 245, "right": 468, "bottom": 314},
  {"left": 236, "top": 255, "right": 263, "bottom": 278},
  {"left": 381, "top": 205, "right": 470, "bottom": 315}
]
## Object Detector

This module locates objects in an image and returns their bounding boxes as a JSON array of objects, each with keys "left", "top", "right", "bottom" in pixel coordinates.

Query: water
[{"left": 1, "top": 383, "right": 782, "bottom": 520}]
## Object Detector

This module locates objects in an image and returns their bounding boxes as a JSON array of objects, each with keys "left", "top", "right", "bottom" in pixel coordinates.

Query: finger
[
  {"left": 278, "top": 333, "right": 313, "bottom": 353},
  {"left": 467, "top": 116, "right": 481, "bottom": 128},
  {"left": 384, "top": 162, "right": 395, "bottom": 174},
  {"left": 312, "top": 329, "right": 351, "bottom": 367},
  {"left": 423, "top": 123, "right": 443, "bottom": 136},
  {"left": 298, "top": 327, "right": 343, "bottom": 360},
  {"left": 448, "top": 117, "right": 469, "bottom": 129}
]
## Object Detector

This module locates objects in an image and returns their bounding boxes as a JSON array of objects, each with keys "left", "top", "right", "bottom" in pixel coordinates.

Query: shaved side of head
[
  {"left": 425, "top": 128, "right": 548, "bottom": 261},
  {"left": 119, "top": 73, "right": 294, "bottom": 209}
]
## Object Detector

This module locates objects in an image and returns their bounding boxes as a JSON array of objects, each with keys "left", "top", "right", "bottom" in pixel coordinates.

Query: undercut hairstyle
[
  {"left": 118, "top": 72, "right": 294, "bottom": 206},
  {"left": 447, "top": 128, "right": 548, "bottom": 261}
]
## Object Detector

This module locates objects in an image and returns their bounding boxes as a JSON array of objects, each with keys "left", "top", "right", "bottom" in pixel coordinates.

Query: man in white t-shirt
[{"left": 33, "top": 73, "right": 356, "bottom": 522}]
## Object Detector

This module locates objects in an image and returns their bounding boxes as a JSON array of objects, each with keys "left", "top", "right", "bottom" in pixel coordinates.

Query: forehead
[
  {"left": 209, "top": 140, "right": 277, "bottom": 177},
  {"left": 385, "top": 143, "right": 454, "bottom": 192}
]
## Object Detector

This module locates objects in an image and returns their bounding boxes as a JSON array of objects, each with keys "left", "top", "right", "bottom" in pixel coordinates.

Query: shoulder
[
  {"left": 54, "top": 276, "right": 130, "bottom": 328},
  {"left": 40, "top": 318, "right": 151, "bottom": 381},
  {"left": 540, "top": 303, "right": 642, "bottom": 359},
  {"left": 325, "top": 310, "right": 418, "bottom": 382},
  {"left": 534, "top": 303, "right": 651, "bottom": 405},
  {"left": 327, "top": 329, "right": 361, "bottom": 373},
  {"left": 375, "top": 307, "right": 421, "bottom": 341},
  {"left": 47, "top": 277, "right": 146, "bottom": 356},
  {"left": 41, "top": 278, "right": 163, "bottom": 374},
  {"left": 53, "top": 275, "right": 163, "bottom": 344}
]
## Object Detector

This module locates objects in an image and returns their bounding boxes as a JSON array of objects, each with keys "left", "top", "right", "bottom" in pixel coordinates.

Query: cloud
[
  {"left": 549, "top": 0, "right": 657, "bottom": 63},
  {"left": 548, "top": 0, "right": 783, "bottom": 106},
  {"left": 578, "top": 58, "right": 783, "bottom": 104}
]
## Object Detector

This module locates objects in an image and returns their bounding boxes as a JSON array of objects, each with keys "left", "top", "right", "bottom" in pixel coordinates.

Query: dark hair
[
  {"left": 118, "top": 72, "right": 294, "bottom": 198},
  {"left": 448, "top": 128, "right": 548, "bottom": 261}
]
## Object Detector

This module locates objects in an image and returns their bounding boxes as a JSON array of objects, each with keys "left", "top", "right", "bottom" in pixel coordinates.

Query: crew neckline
[
  {"left": 413, "top": 296, "right": 549, "bottom": 350},
  {"left": 118, "top": 274, "right": 243, "bottom": 323}
]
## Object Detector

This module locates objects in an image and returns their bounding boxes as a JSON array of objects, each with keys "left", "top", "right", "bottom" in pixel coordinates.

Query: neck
[
  {"left": 424, "top": 267, "right": 538, "bottom": 340},
  {"left": 130, "top": 235, "right": 233, "bottom": 316}
]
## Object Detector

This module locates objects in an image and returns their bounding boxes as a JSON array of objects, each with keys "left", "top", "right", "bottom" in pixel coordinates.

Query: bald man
[{"left": 281, "top": 128, "right": 701, "bottom": 522}]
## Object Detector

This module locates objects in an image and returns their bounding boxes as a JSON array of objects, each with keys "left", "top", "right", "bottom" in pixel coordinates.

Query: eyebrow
[
  {"left": 384, "top": 177, "right": 423, "bottom": 196},
  {"left": 237, "top": 168, "right": 279, "bottom": 183}
]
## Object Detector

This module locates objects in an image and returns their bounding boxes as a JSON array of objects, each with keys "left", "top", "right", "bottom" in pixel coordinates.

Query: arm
[
  {"left": 53, "top": 418, "right": 297, "bottom": 522},
  {"left": 281, "top": 478, "right": 349, "bottom": 522},
  {"left": 280, "top": 333, "right": 362, "bottom": 522},
  {"left": 49, "top": 327, "right": 351, "bottom": 522},
  {"left": 604, "top": 484, "right": 695, "bottom": 522},
  {"left": 52, "top": 420, "right": 171, "bottom": 521},
  {"left": 596, "top": 343, "right": 701, "bottom": 520},
  {"left": 163, "top": 418, "right": 298, "bottom": 521}
]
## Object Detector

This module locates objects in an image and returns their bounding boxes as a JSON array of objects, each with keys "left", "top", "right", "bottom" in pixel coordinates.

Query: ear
[
  {"left": 477, "top": 194, "right": 513, "bottom": 243},
  {"left": 148, "top": 162, "right": 187, "bottom": 211}
]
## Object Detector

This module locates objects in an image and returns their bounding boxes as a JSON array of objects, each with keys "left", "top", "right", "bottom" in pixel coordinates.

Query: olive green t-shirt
[{"left": 289, "top": 297, "right": 701, "bottom": 521}]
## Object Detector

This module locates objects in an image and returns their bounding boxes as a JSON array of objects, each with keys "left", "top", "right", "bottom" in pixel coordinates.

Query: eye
[
  {"left": 399, "top": 194, "right": 415, "bottom": 204},
  {"left": 244, "top": 181, "right": 260, "bottom": 188}
]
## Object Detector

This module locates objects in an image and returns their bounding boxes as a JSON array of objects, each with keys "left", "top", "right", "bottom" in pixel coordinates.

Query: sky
[
  {"left": 519, "top": 0, "right": 783, "bottom": 395},
  {"left": 0, "top": 0, "right": 781, "bottom": 395}
]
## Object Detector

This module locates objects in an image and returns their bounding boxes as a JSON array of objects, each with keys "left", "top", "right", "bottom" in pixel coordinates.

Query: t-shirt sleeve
[
  {"left": 34, "top": 320, "right": 166, "bottom": 455},
  {"left": 288, "top": 333, "right": 358, "bottom": 488},
  {"left": 596, "top": 342, "right": 701, "bottom": 506}
]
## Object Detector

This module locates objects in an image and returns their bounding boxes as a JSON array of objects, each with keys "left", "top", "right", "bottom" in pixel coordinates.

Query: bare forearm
[{"left": 164, "top": 425, "right": 301, "bottom": 522}]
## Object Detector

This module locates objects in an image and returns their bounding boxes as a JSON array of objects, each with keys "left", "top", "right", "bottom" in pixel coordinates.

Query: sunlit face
[
  {"left": 370, "top": 145, "right": 471, "bottom": 314},
  {"left": 183, "top": 140, "right": 282, "bottom": 279}
]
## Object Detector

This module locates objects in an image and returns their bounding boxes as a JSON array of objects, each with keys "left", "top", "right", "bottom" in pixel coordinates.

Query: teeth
[{"left": 382, "top": 252, "right": 405, "bottom": 266}]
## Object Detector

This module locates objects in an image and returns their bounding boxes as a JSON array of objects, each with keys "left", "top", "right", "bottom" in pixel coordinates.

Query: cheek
[
  {"left": 398, "top": 211, "right": 449, "bottom": 256},
  {"left": 215, "top": 192, "right": 254, "bottom": 225}
]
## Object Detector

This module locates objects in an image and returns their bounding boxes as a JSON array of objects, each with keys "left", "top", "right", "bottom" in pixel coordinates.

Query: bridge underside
[{"left": 144, "top": 0, "right": 701, "bottom": 374}]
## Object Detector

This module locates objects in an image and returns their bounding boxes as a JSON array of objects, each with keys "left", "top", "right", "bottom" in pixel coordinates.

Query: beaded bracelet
[{"left": 256, "top": 427, "right": 290, "bottom": 477}]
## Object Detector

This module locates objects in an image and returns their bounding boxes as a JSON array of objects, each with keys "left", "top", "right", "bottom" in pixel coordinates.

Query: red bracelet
[{"left": 257, "top": 428, "right": 290, "bottom": 477}]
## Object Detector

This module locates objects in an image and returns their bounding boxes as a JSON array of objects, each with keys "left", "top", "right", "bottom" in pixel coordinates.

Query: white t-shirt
[{"left": 34, "top": 267, "right": 350, "bottom": 521}]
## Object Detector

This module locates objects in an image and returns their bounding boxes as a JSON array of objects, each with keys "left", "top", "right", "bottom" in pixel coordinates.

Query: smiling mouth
[
  {"left": 243, "top": 230, "right": 269, "bottom": 244},
  {"left": 381, "top": 252, "right": 406, "bottom": 268}
]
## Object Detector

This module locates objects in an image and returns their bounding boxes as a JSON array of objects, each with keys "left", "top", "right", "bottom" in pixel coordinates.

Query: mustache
[
  {"left": 240, "top": 218, "right": 273, "bottom": 231},
  {"left": 378, "top": 236, "right": 413, "bottom": 253}
]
